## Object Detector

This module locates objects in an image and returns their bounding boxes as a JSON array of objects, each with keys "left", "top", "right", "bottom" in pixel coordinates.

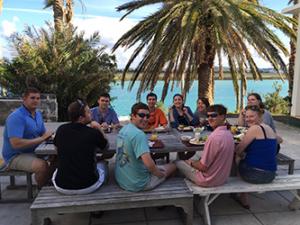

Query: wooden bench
[
  {"left": 185, "top": 174, "right": 300, "bottom": 225},
  {"left": 0, "top": 169, "right": 34, "bottom": 202},
  {"left": 31, "top": 178, "right": 193, "bottom": 225},
  {"left": 277, "top": 152, "right": 295, "bottom": 174}
]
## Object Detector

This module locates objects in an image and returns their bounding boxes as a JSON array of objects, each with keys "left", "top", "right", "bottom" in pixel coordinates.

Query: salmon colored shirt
[
  {"left": 194, "top": 126, "right": 234, "bottom": 187},
  {"left": 146, "top": 108, "right": 168, "bottom": 129}
]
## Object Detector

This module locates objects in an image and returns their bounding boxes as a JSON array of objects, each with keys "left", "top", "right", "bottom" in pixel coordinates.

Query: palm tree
[
  {"left": 288, "top": 0, "right": 298, "bottom": 112},
  {"left": 113, "top": 0, "right": 296, "bottom": 108},
  {"left": 44, "top": 0, "right": 79, "bottom": 32}
]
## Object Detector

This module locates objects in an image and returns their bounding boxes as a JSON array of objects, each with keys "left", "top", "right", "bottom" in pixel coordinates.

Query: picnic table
[{"left": 35, "top": 127, "right": 205, "bottom": 156}]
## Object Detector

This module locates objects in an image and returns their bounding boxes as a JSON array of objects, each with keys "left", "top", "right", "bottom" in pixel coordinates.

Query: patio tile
[
  {"left": 148, "top": 219, "right": 184, "bottom": 225},
  {"left": 0, "top": 203, "right": 31, "bottom": 225},
  {"left": 247, "top": 192, "right": 290, "bottom": 213},
  {"left": 255, "top": 211, "right": 300, "bottom": 225},
  {"left": 145, "top": 206, "right": 180, "bottom": 221},
  {"left": 194, "top": 214, "right": 261, "bottom": 225},
  {"left": 50, "top": 212, "right": 90, "bottom": 225},
  {"left": 90, "top": 208, "right": 145, "bottom": 224}
]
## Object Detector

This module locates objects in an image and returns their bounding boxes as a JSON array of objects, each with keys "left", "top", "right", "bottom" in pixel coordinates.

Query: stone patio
[{"left": 1, "top": 120, "right": 300, "bottom": 225}]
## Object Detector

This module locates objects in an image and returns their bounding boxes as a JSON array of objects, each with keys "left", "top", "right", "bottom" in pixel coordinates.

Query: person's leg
[
  {"left": 157, "top": 163, "right": 176, "bottom": 177},
  {"left": 175, "top": 160, "right": 199, "bottom": 184},
  {"left": 31, "top": 158, "right": 50, "bottom": 187},
  {"left": 9, "top": 154, "right": 50, "bottom": 187}
]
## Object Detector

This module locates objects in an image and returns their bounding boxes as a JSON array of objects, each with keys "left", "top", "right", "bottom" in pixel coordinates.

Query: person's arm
[
  {"left": 111, "top": 109, "right": 120, "bottom": 127},
  {"left": 235, "top": 127, "right": 256, "bottom": 155},
  {"left": 276, "top": 134, "right": 283, "bottom": 144},
  {"left": 237, "top": 109, "right": 246, "bottom": 126},
  {"left": 168, "top": 107, "right": 178, "bottom": 128},
  {"left": 183, "top": 107, "right": 194, "bottom": 123},
  {"left": 158, "top": 109, "right": 168, "bottom": 127},
  {"left": 185, "top": 159, "right": 208, "bottom": 172},
  {"left": 141, "top": 153, "right": 165, "bottom": 178},
  {"left": 10, "top": 131, "right": 53, "bottom": 149}
]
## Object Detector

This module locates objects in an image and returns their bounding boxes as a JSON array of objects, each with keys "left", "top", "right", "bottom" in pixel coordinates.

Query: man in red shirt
[{"left": 145, "top": 93, "right": 168, "bottom": 130}]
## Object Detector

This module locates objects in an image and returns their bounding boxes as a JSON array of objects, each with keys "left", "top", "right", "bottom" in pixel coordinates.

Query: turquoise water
[{"left": 110, "top": 80, "right": 288, "bottom": 116}]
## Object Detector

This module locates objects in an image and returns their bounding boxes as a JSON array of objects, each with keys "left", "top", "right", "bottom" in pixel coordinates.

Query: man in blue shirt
[
  {"left": 2, "top": 87, "right": 53, "bottom": 187},
  {"left": 115, "top": 102, "right": 176, "bottom": 192},
  {"left": 90, "top": 93, "right": 120, "bottom": 130}
]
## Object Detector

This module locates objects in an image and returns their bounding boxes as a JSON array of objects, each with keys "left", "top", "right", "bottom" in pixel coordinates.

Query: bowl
[{"left": 180, "top": 135, "right": 192, "bottom": 141}]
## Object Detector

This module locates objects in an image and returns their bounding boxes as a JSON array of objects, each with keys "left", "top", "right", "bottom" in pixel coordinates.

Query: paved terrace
[{"left": 0, "top": 120, "right": 300, "bottom": 225}]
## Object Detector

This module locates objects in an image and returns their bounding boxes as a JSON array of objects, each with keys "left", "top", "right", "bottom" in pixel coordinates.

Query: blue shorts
[{"left": 239, "top": 161, "right": 275, "bottom": 184}]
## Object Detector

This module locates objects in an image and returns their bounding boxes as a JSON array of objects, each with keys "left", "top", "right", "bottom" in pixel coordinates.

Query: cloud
[
  {"left": 73, "top": 16, "right": 143, "bottom": 69},
  {"left": 1, "top": 16, "right": 19, "bottom": 37},
  {"left": 3, "top": 7, "right": 52, "bottom": 15}
]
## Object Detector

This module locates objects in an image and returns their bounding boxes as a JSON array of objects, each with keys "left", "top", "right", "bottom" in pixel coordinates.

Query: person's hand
[
  {"left": 90, "top": 121, "right": 101, "bottom": 130},
  {"left": 240, "top": 109, "right": 246, "bottom": 117},
  {"left": 185, "top": 159, "right": 192, "bottom": 166},
  {"left": 183, "top": 107, "right": 188, "bottom": 115},
  {"left": 42, "top": 130, "right": 54, "bottom": 141},
  {"left": 101, "top": 122, "right": 109, "bottom": 129}
]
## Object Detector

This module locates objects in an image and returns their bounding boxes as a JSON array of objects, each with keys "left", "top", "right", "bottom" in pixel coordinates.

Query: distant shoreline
[{"left": 114, "top": 72, "right": 287, "bottom": 81}]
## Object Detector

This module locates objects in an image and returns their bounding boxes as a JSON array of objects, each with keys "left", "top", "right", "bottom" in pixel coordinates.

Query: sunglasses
[
  {"left": 77, "top": 99, "right": 85, "bottom": 111},
  {"left": 206, "top": 112, "right": 219, "bottom": 118},
  {"left": 137, "top": 112, "right": 150, "bottom": 119},
  {"left": 100, "top": 99, "right": 110, "bottom": 103}
]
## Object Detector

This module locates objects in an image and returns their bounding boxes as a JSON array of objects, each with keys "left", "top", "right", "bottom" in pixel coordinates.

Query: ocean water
[{"left": 110, "top": 80, "right": 288, "bottom": 116}]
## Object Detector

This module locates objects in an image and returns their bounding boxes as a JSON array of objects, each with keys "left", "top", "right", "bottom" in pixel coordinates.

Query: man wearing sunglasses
[
  {"left": 115, "top": 102, "right": 176, "bottom": 192},
  {"left": 176, "top": 104, "right": 234, "bottom": 187},
  {"left": 90, "top": 93, "right": 120, "bottom": 130},
  {"left": 2, "top": 87, "right": 54, "bottom": 187}
]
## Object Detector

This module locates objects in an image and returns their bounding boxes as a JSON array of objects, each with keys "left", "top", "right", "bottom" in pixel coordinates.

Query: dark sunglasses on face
[
  {"left": 137, "top": 112, "right": 150, "bottom": 119},
  {"left": 100, "top": 99, "right": 109, "bottom": 103},
  {"left": 206, "top": 112, "right": 218, "bottom": 118}
]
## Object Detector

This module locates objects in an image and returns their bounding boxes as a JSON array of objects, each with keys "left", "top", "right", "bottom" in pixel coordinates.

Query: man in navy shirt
[
  {"left": 90, "top": 93, "right": 120, "bottom": 130},
  {"left": 2, "top": 87, "right": 53, "bottom": 187}
]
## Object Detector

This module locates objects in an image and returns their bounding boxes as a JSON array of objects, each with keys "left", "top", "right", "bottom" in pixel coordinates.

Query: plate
[
  {"left": 189, "top": 138, "right": 205, "bottom": 145},
  {"left": 154, "top": 126, "right": 167, "bottom": 132},
  {"left": 178, "top": 126, "right": 193, "bottom": 131},
  {"left": 180, "top": 135, "right": 192, "bottom": 141}
]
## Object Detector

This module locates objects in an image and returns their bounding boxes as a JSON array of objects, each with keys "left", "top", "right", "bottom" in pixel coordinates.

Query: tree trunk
[
  {"left": 197, "top": 63, "right": 214, "bottom": 104},
  {"left": 53, "top": 0, "right": 64, "bottom": 32},
  {"left": 288, "top": 0, "right": 298, "bottom": 112}
]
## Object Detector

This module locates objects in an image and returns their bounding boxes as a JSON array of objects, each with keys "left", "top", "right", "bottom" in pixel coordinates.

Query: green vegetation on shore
[{"left": 114, "top": 72, "right": 287, "bottom": 81}]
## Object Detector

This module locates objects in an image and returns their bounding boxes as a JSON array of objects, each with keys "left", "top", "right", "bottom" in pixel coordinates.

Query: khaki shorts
[
  {"left": 143, "top": 165, "right": 166, "bottom": 191},
  {"left": 8, "top": 154, "right": 38, "bottom": 172}
]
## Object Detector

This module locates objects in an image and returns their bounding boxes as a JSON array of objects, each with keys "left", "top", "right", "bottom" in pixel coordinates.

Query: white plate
[
  {"left": 189, "top": 138, "right": 205, "bottom": 145},
  {"left": 154, "top": 126, "right": 166, "bottom": 132},
  {"left": 181, "top": 135, "right": 192, "bottom": 141}
]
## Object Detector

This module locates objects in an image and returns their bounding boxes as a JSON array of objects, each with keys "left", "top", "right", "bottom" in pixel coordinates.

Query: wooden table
[{"left": 35, "top": 128, "right": 204, "bottom": 155}]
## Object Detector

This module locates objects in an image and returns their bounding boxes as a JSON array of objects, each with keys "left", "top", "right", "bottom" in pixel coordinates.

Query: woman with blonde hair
[{"left": 235, "top": 105, "right": 282, "bottom": 208}]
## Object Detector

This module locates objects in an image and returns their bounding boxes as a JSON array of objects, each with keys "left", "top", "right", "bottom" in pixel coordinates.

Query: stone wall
[{"left": 0, "top": 94, "right": 57, "bottom": 125}]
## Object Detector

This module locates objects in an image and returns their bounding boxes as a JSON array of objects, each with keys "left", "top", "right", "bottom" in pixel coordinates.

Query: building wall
[{"left": 0, "top": 94, "right": 57, "bottom": 125}]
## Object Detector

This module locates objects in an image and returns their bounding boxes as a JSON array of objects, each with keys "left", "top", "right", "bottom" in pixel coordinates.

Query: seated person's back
[{"left": 53, "top": 100, "right": 108, "bottom": 194}]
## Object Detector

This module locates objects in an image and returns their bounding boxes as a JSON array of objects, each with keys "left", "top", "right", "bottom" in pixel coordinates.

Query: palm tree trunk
[
  {"left": 53, "top": 0, "right": 64, "bottom": 32},
  {"left": 288, "top": 0, "right": 298, "bottom": 112},
  {"left": 197, "top": 63, "right": 214, "bottom": 104}
]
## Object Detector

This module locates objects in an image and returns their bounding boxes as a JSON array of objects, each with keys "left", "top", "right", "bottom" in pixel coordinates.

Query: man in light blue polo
[
  {"left": 115, "top": 102, "right": 176, "bottom": 192},
  {"left": 2, "top": 87, "right": 53, "bottom": 187},
  {"left": 90, "top": 93, "right": 120, "bottom": 130}
]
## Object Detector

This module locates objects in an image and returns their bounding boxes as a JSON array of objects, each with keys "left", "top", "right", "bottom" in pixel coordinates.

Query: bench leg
[
  {"left": 289, "top": 190, "right": 300, "bottom": 210},
  {"left": 288, "top": 161, "right": 295, "bottom": 175},
  {"left": 198, "top": 194, "right": 221, "bottom": 225},
  {"left": 26, "top": 173, "right": 33, "bottom": 200},
  {"left": 178, "top": 200, "right": 193, "bottom": 225}
]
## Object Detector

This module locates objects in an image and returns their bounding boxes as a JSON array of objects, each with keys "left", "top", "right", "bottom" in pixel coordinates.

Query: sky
[{"left": 0, "top": 0, "right": 294, "bottom": 69}]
